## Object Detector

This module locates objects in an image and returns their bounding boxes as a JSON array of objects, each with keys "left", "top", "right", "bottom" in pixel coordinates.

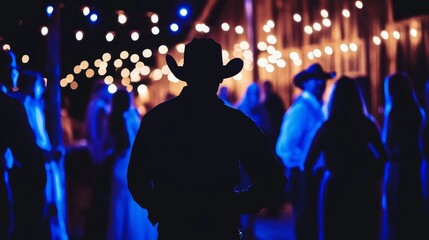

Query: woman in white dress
[{"left": 105, "top": 88, "right": 157, "bottom": 240}]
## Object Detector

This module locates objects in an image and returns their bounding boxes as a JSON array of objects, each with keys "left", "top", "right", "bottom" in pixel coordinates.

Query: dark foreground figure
[{"left": 127, "top": 38, "right": 287, "bottom": 240}]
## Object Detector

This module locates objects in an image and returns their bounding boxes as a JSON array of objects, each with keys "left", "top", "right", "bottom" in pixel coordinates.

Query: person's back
[{"left": 128, "top": 38, "right": 286, "bottom": 240}]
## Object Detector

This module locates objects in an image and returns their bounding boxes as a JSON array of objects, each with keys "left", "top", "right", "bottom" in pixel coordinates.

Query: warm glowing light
[
  {"left": 137, "top": 84, "right": 149, "bottom": 98},
  {"left": 324, "top": 46, "right": 333, "bottom": 55},
  {"left": 289, "top": 51, "right": 300, "bottom": 60},
  {"left": 239, "top": 41, "right": 250, "bottom": 50},
  {"left": 257, "top": 42, "right": 268, "bottom": 51},
  {"left": 349, "top": 43, "right": 358, "bottom": 51},
  {"left": 232, "top": 72, "right": 242, "bottom": 80},
  {"left": 98, "top": 68, "right": 107, "bottom": 76},
  {"left": 114, "top": 59, "right": 123, "bottom": 68},
  {"left": 266, "top": 46, "right": 275, "bottom": 55},
  {"left": 167, "top": 73, "right": 179, "bottom": 82},
  {"left": 66, "top": 74, "right": 74, "bottom": 83},
  {"left": 142, "top": 49, "right": 152, "bottom": 58},
  {"left": 381, "top": 30, "right": 389, "bottom": 40},
  {"left": 221, "top": 23, "right": 230, "bottom": 31},
  {"left": 307, "top": 52, "right": 314, "bottom": 60},
  {"left": 176, "top": 44, "right": 185, "bottom": 53},
  {"left": 80, "top": 60, "right": 89, "bottom": 70},
  {"left": 70, "top": 81, "right": 78, "bottom": 90},
  {"left": 195, "top": 23, "right": 203, "bottom": 32},
  {"left": 2, "top": 44, "right": 11, "bottom": 51},
  {"left": 293, "top": 14, "right": 302, "bottom": 22},
  {"left": 304, "top": 26, "right": 313, "bottom": 34},
  {"left": 393, "top": 31, "right": 400, "bottom": 39},
  {"left": 342, "top": 9, "right": 351, "bottom": 18},
  {"left": 410, "top": 28, "right": 417, "bottom": 37},
  {"left": 120, "top": 51, "right": 129, "bottom": 59},
  {"left": 106, "top": 32, "right": 115, "bottom": 42},
  {"left": 257, "top": 58, "right": 268, "bottom": 67},
  {"left": 94, "top": 59, "right": 102, "bottom": 67},
  {"left": 104, "top": 76, "right": 114, "bottom": 85},
  {"left": 276, "top": 59, "right": 286, "bottom": 68},
  {"left": 320, "top": 10, "right": 329, "bottom": 18},
  {"left": 235, "top": 26, "right": 244, "bottom": 34},
  {"left": 151, "top": 26, "right": 160, "bottom": 35},
  {"left": 153, "top": 69, "right": 163, "bottom": 81},
  {"left": 73, "top": 66, "right": 81, "bottom": 74},
  {"left": 202, "top": 25, "right": 210, "bottom": 33},
  {"left": 130, "top": 54, "right": 140, "bottom": 63},
  {"left": 268, "top": 55, "right": 277, "bottom": 64},
  {"left": 151, "top": 14, "right": 159, "bottom": 23},
  {"left": 313, "top": 23, "right": 322, "bottom": 31},
  {"left": 131, "top": 31, "right": 139, "bottom": 41},
  {"left": 21, "top": 55, "right": 29, "bottom": 63},
  {"left": 41, "top": 26, "right": 48, "bottom": 36},
  {"left": 60, "top": 78, "right": 67, "bottom": 87},
  {"left": 75, "top": 31, "right": 83, "bottom": 41},
  {"left": 355, "top": 1, "right": 363, "bottom": 9},
  {"left": 266, "top": 64, "right": 275, "bottom": 73},
  {"left": 313, "top": 49, "right": 322, "bottom": 58},
  {"left": 267, "top": 20, "right": 275, "bottom": 28},
  {"left": 82, "top": 7, "right": 90, "bottom": 16},
  {"left": 102, "top": 53, "right": 111, "bottom": 62},
  {"left": 373, "top": 36, "right": 381, "bottom": 45},
  {"left": 267, "top": 35, "right": 277, "bottom": 44},
  {"left": 118, "top": 12, "right": 127, "bottom": 24},
  {"left": 322, "top": 19, "right": 331, "bottom": 27},
  {"left": 121, "top": 68, "right": 130, "bottom": 78},
  {"left": 121, "top": 77, "right": 130, "bottom": 86},
  {"left": 140, "top": 66, "right": 150, "bottom": 76},
  {"left": 263, "top": 25, "right": 271, "bottom": 33},
  {"left": 293, "top": 59, "right": 302, "bottom": 66},
  {"left": 99, "top": 61, "right": 108, "bottom": 69},
  {"left": 158, "top": 45, "right": 168, "bottom": 54},
  {"left": 162, "top": 65, "right": 171, "bottom": 75},
  {"left": 340, "top": 43, "right": 349, "bottom": 52},
  {"left": 222, "top": 50, "right": 229, "bottom": 60},
  {"left": 85, "top": 69, "right": 95, "bottom": 78}
]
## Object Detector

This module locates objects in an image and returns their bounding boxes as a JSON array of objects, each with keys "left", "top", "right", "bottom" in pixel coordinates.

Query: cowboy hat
[
  {"left": 293, "top": 63, "right": 336, "bottom": 89},
  {"left": 166, "top": 38, "right": 243, "bottom": 83}
]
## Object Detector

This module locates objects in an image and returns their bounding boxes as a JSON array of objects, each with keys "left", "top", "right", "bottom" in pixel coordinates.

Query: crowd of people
[{"left": 2, "top": 36, "right": 429, "bottom": 240}]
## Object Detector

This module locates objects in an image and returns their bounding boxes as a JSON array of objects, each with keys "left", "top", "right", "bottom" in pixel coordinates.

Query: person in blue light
[
  {"left": 275, "top": 63, "right": 335, "bottom": 240},
  {"left": 0, "top": 49, "right": 47, "bottom": 240},
  {"left": 381, "top": 71, "right": 427, "bottom": 240},
  {"left": 304, "top": 76, "right": 387, "bottom": 240},
  {"left": 16, "top": 69, "right": 68, "bottom": 240},
  {"left": 105, "top": 88, "right": 157, "bottom": 240},
  {"left": 127, "top": 38, "right": 287, "bottom": 240}
]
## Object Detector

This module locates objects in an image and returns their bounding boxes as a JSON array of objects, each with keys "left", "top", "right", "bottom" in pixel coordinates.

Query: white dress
[{"left": 106, "top": 109, "right": 158, "bottom": 240}]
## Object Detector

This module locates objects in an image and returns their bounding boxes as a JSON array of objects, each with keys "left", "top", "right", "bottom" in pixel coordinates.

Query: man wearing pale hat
[
  {"left": 127, "top": 38, "right": 287, "bottom": 239},
  {"left": 276, "top": 63, "right": 335, "bottom": 240}
]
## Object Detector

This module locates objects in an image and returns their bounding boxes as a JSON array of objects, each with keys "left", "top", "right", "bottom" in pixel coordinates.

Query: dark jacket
[{"left": 128, "top": 86, "right": 287, "bottom": 239}]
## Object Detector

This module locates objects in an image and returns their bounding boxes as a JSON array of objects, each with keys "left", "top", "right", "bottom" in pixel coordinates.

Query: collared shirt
[{"left": 276, "top": 91, "right": 326, "bottom": 170}]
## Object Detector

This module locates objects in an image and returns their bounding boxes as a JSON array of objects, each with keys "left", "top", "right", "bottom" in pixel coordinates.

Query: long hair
[
  {"left": 384, "top": 71, "right": 419, "bottom": 111},
  {"left": 328, "top": 76, "right": 367, "bottom": 121},
  {"left": 109, "top": 88, "right": 132, "bottom": 153}
]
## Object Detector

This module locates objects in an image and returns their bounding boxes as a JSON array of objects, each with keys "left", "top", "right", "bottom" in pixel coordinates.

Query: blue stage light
[
  {"left": 46, "top": 5, "right": 54, "bottom": 17},
  {"left": 90, "top": 13, "right": 98, "bottom": 22},
  {"left": 178, "top": 7, "right": 188, "bottom": 18},
  {"left": 170, "top": 23, "right": 179, "bottom": 32}
]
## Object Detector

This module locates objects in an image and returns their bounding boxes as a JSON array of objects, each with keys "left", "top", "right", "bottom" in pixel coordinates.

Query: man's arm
[
  {"left": 276, "top": 104, "right": 307, "bottom": 169},
  {"left": 237, "top": 116, "right": 287, "bottom": 214}
]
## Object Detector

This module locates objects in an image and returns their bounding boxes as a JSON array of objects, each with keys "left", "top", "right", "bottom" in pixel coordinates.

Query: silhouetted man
[{"left": 127, "top": 38, "right": 287, "bottom": 240}]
